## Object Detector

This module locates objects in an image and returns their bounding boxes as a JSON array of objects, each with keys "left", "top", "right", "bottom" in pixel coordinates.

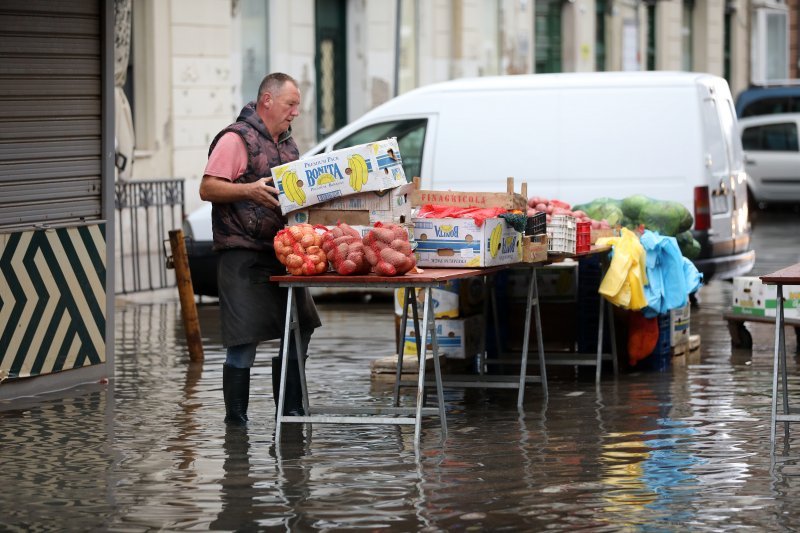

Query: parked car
[
  {"left": 735, "top": 83, "right": 800, "bottom": 118},
  {"left": 185, "top": 71, "right": 755, "bottom": 296},
  {"left": 738, "top": 112, "right": 800, "bottom": 207}
]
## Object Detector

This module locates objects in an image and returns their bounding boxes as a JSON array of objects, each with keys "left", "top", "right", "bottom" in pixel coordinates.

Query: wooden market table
[
  {"left": 271, "top": 265, "right": 517, "bottom": 447},
  {"left": 405, "top": 245, "right": 617, "bottom": 409},
  {"left": 762, "top": 263, "right": 800, "bottom": 449},
  {"left": 271, "top": 246, "right": 614, "bottom": 446}
]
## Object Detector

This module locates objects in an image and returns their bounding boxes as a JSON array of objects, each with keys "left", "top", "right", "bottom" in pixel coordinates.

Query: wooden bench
[{"left": 723, "top": 311, "right": 800, "bottom": 352}]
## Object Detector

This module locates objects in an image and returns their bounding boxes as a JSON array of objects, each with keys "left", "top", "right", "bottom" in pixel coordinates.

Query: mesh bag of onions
[{"left": 273, "top": 223, "right": 329, "bottom": 276}]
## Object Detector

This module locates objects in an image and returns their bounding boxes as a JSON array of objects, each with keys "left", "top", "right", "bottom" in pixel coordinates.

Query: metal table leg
[
  {"left": 415, "top": 287, "right": 447, "bottom": 445},
  {"left": 275, "top": 286, "right": 296, "bottom": 442},
  {"left": 519, "top": 265, "right": 547, "bottom": 406},
  {"left": 595, "top": 289, "right": 605, "bottom": 384},
  {"left": 772, "top": 287, "right": 791, "bottom": 447},
  {"left": 393, "top": 287, "right": 418, "bottom": 407}
]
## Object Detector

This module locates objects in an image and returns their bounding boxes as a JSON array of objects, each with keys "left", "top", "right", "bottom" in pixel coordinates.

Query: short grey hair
[{"left": 257, "top": 72, "right": 298, "bottom": 100}]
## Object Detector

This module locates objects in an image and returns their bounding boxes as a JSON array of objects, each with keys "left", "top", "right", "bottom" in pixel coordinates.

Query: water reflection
[
  {"left": 209, "top": 426, "right": 259, "bottom": 530},
  {"left": 6, "top": 247, "right": 800, "bottom": 529}
]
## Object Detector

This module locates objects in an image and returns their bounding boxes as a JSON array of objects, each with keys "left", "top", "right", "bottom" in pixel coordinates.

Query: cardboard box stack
[
  {"left": 274, "top": 137, "right": 411, "bottom": 231},
  {"left": 410, "top": 178, "right": 526, "bottom": 268},
  {"left": 393, "top": 278, "right": 486, "bottom": 365}
]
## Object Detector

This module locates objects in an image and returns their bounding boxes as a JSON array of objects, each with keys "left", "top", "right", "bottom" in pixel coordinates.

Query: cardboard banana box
[
  {"left": 400, "top": 314, "right": 485, "bottom": 360},
  {"left": 285, "top": 181, "right": 415, "bottom": 226},
  {"left": 412, "top": 216, "right": 522, "bottom": 267},
  {"left": 273, "top": 137, "right": 407, "bottom": 215}
]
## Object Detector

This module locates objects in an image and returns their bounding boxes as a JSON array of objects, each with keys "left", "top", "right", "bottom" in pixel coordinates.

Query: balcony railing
[{"left": 114, "top": 179, "right": 185, "bottom": 294}]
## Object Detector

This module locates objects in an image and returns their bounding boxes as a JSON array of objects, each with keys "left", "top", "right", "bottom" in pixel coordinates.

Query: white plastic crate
[{"left": 546, "top": 215, "right": 577, "bottom": 254}]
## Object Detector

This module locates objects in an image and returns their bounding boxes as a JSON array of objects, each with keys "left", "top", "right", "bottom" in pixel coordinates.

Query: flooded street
[{"left": 3, "top": 209, "right": 800, "bottom": 531}]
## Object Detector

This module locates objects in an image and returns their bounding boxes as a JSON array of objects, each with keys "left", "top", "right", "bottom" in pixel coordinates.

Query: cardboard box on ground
[
  {"left": 393, "top": 314, "right": 485, "bottom": 361},
  {"left": 732, "top": 277, "right": 800, "bottom": 318},
  {"left": 670, "top": 303, "right": 691, "bottom": 347},
  {"left": 411, "top": 177, "right": 526, "bottom": 268},
  {"left": 393, "top": 278, "right": 485, "bottom": 319}
]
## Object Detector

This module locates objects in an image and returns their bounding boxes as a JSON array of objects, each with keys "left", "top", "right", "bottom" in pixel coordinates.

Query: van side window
[
  {"left": 333, "top": 119, "right": 427, "bottom": 181},
  {"left": 742, "top": 122, "right": 799, "bottom": 152}
]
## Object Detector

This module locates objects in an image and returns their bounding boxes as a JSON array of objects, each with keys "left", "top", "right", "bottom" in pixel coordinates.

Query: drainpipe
[{"left": 394, "top": 0, "right": 402, "bottom": 97}]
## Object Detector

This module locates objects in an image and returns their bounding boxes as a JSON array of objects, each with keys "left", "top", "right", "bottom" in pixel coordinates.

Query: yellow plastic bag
[{"left": 597, "top": 228, "right": 648, "bottom": 310}]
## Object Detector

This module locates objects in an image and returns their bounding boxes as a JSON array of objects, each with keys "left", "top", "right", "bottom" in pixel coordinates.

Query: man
[{"left": 200, "top": 73, "right": 321, "bottom": 425}]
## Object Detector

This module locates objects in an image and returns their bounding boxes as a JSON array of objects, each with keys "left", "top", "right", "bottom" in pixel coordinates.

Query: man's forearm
[
  {"left": 200, "top": 176, "right": 253, "bottom": 203},
  {"left": 200, "top": 175, "right": 281, "bottom": 208}
]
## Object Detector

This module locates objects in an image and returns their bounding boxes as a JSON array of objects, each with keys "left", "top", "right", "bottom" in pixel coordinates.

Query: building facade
[{"left": 125, "top": 0, "right": 798, "bottom": 215}]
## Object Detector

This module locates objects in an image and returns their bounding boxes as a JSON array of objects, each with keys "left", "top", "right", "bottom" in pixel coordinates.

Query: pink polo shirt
[{"left": 204, "top": 132, "right": 248, "bottom": 181}]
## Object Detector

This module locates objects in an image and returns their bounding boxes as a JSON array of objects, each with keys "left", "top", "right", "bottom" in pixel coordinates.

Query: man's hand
[
  {"left": 200, "top": 175, "right": 280, "bottom": 208},
  {"left": 249, "top": 177, "right": 280, "bottom": 207}
]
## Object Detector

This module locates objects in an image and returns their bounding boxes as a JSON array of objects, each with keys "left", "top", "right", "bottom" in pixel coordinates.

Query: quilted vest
[{"left": 207, "top": 102, "right": 299, "bottom": 252}]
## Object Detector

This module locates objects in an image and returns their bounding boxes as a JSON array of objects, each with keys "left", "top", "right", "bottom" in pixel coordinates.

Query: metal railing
[{"left": 114, "top": 179, "right": 185, "bottom": 294}]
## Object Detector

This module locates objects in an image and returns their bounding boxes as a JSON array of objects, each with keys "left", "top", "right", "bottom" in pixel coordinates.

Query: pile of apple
[{"left": 527, "top": 196, "right": 611, "bottom": 230}]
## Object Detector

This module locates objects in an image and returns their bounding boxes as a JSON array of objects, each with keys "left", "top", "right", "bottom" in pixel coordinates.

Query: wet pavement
[{"left": 2, "top": 209, "right": 800, "bottom": 531}]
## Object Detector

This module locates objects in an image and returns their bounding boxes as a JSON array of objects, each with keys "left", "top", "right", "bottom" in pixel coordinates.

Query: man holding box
[{"left": 200, "top": 72, "right": 320, "bottom": 425}]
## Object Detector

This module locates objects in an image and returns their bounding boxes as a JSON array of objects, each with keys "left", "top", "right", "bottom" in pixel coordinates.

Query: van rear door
[{"left": 697, "top": 82, "right": 749, "bottom": 257}]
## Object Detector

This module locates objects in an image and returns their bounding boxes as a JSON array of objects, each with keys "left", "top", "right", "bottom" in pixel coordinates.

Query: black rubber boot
[
  {"left": 222, "top": 364, "right": 250, "bottom": 425},
  {"left": 272, "top": 356, "right": 305, "bottom": 416}
]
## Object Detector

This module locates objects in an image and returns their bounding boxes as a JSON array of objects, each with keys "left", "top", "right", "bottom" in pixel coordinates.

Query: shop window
[
  {"left": 240, "top": 0, "right": 270, "bottom": 106},
  {"left": 752, "top": 8, "right": 789, "bottom": 83},
  {"left": 723, "top": 1, "right": 733, "bottom": 83},
  {"left": 535, "top": 0, "right": 562, "bottom": 73},
  {"left": 595, "top": 0, "right": 607, "bottom": 71}
]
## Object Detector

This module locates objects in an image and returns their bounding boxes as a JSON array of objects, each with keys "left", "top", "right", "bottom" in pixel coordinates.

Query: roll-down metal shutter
[{"left": 0, "top": 1, "right": 102, "bottom": 230}]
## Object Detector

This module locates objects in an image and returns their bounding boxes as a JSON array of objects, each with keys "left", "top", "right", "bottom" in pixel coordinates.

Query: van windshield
[{"left": 333, "top": 119, "right": 427, "bottom": 180}]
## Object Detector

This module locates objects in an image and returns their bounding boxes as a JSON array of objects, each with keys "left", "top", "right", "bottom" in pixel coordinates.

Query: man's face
[{"left": 264, "top": 83, "right": 301, "bottom": 132}]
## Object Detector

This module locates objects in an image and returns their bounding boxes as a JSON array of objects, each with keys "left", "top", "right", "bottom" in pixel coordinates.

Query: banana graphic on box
[
  {"left": 281, "top": 169, "right": 306, "bottom": 206},
  {"left": 316, "top": 173, "right": 336, "bottom": 185},
  {"left": 347, "top": 154, "right": 369, "bottom": 192},
  {"left": 489, "top": 224, "right": 503, "bottom": 258}
]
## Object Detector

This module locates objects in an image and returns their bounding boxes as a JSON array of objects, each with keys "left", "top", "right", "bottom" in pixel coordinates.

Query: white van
[
  {"left": 303, "top": 71, "right": 754, "bottom": 280},
  {"left": 185, "top": 72, "right": 754, "bottom": 295}
]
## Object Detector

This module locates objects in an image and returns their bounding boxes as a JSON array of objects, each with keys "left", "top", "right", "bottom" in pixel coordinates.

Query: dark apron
[{"left": 217, "top": 249, "right": 321, "bottom": 347}]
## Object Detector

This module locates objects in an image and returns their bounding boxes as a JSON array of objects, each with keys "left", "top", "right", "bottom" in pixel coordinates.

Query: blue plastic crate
[
  {"left": 576, "top": 255, "right": 612, "bottom": 353},
  {"left": 641, "top": 314, "right": 671, "bottom": 371}
]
